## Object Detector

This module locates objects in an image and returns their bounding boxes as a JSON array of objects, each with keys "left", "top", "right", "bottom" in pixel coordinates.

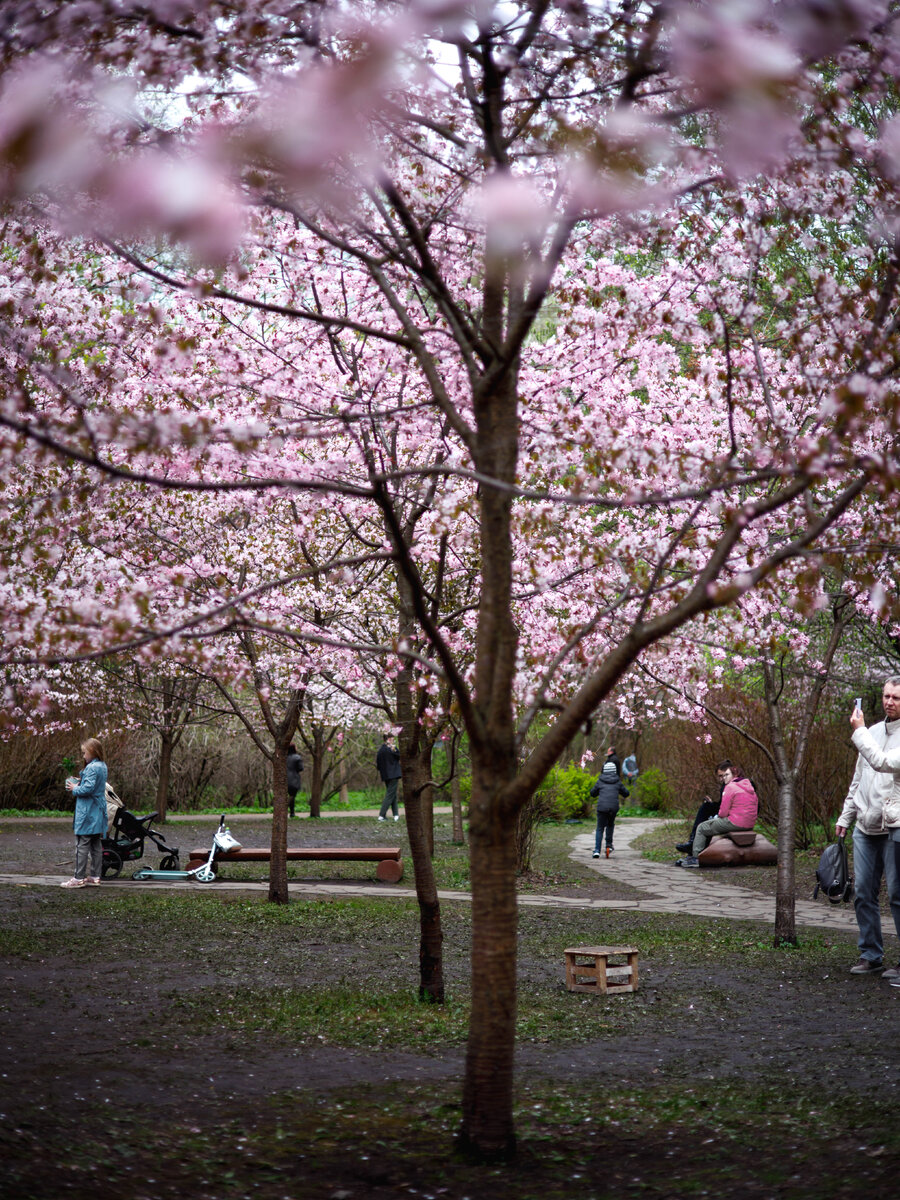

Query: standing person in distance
[
  {"left": 285, "top": 743, "right": 304, "bottom": 819},
  {"left": 62, "top": 738, "right": 108, "bottom": 888},
  {"left": 590, "top": 760, "right": 629, "bottom": 859},
  {"left": 839, "top": 679, "right": 900, "bottom": 976},
  {"left": 376, "top": 732, "right": 402, "bottom": 822}
]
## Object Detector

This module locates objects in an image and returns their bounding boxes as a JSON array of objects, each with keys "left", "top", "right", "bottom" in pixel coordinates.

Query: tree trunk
[
  {"left": 451, "top": 768, "right": 466, "bottom": 846},
  {"left": 459, "top": 762, "right": 519, "bottom": 1160},
  {"left": 269, "top": 747, "right": 289, "bottom": 904},
  {"left": 155, "top": 731, "right": 173, "bottom": 822},
  {"left": 460, "top": 359, "right": 522, "bottom": 1157},
  {"left": 422, "top": 749, "right": 434, "bottom": 857},
  {"left": 339, "top": 755, "right": 349, "bottom": 805},
  {"left": 402, "top": 745, "right": 445, "bottom": 1002},
  {"left": 773, "top": 776, "right": 798, "bottom": 945},
  {"left": 308, "top": 726, "right": 324, "bottom": 818}
]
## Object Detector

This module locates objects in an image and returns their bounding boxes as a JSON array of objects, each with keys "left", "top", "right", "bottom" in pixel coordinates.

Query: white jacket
[{"left": 842, "top": 719, "right": 900, "bottom": 833}]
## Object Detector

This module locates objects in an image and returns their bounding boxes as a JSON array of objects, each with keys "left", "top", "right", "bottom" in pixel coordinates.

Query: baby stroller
[{"left": 101, "top": 808, "right": 180, "bottom": 878}]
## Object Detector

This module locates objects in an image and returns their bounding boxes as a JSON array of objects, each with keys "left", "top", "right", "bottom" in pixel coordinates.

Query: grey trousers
[
  {"left": 379, "top": 778, "right": 400, "bottom": 818},
  {"left": 74, "top": 834, "right": 103, "bottom": 879},
  {"left": 692, "top": 817, "right": 750, "bottom": 857}
]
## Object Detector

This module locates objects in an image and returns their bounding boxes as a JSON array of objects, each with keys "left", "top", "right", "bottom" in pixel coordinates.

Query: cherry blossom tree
[{"left": 2, "top": 0, "right": 900, "bottom": 1160}]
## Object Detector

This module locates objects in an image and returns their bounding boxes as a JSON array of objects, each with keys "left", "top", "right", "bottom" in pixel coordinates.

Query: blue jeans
[
  {"left": 852, "top": 828, "right": 900, "bottom": 963},
  {"left": 594, "top": 811, "right": 615, "bottom": 853}
]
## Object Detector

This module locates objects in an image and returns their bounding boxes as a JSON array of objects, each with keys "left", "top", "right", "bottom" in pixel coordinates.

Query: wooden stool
[{"left": 564, "top": 945, "right": 639, "bottom": 995}]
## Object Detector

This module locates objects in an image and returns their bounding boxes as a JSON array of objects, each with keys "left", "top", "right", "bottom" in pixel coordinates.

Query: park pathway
[
  {"left": 0, "top": 818, "right": 860, "bottom": 935},
  {"left": 564, "top": 817, "right": 858, "bottom": 933}
]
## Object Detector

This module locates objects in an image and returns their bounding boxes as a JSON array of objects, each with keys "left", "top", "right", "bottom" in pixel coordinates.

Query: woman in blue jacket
[{"left": 62, "top": 738, "right": 109, "bottom": 888}]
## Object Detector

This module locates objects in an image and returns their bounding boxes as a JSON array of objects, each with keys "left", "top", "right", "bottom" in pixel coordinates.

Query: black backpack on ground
[{"left": 813, "top": 839, "right": 853, "bottom": 904}]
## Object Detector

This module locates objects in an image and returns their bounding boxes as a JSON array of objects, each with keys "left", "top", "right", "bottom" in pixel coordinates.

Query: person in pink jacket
[{"left": 678, "top": 761, "right": 759, "bottom": 868}]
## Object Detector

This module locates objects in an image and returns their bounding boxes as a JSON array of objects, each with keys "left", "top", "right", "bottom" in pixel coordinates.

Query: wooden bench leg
[{"left": 376, "top": 858, "right": 403, "bottom": 883}]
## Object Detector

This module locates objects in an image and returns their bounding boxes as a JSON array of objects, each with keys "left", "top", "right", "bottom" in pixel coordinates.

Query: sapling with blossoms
[
  {"left": 640, "top": 567, "right": 859, "bottom": 945},
  {"left": 3, "top": 0, "right": 900, "bottom": 1160}
]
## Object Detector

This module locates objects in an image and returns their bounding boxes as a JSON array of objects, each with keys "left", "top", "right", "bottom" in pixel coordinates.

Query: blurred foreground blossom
[
  {"left": 0, "top": 59, "right": 90, "bottom": 198},
  {"left": 473, "top": 173, "right": 552, "bottom": 253},
  {"left": 107, "top": 151, "right": 244, "bottom": 265}
]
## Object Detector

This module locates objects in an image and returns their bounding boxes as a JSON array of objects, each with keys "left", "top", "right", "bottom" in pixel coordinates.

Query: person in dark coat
[
  {"left": 286, "top": 744, "right": 304, "bottom": 819},
  {"left": 376, "top": 734, "right": 402, "bottom": 821},
  {"left": 62, "top": 737, "right": 108, "bottom": 887},
  {"left": 590, "top": 760, "right": 629, "bottom": 858}
]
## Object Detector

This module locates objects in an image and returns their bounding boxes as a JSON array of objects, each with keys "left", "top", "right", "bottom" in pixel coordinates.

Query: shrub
[
  {"left": 536, "top": 764, "right": 595, "bottom": 821},
  {"left": 630, "top": 765, "right": 671, "bottom": 812}
]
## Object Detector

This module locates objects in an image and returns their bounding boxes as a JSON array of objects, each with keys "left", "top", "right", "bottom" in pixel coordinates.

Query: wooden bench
[
  {"left": 698, "top": 831, "right": 777, "bottom": 867},
  {"left": 186, "top": 846, "right": 404, "bottom": 883}
]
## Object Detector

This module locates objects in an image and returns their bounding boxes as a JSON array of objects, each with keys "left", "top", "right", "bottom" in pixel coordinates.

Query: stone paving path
[
  {"left": 0, "top": 818, "right": 859, "bottom": 934},
  {"left": 566, "top": 817, "right": 859, "bottom": 933}
]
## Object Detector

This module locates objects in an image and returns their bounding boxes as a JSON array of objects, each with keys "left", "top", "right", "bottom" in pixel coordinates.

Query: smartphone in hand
[{"left": 854, "top": 697, "right": 862, "bottom": 712}]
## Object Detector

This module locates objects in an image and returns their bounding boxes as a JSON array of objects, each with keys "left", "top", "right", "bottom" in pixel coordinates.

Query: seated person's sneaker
[{"left": 675, "top": 842, "right": 692, "bottom": 854}]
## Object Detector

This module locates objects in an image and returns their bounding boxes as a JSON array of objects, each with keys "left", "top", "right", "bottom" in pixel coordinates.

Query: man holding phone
[{"left": 837, "top": 677, "right": 900, "bottom": 976}]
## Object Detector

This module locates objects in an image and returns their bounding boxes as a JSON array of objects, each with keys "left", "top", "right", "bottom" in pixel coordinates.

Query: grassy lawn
[{"left": 3, "top": 816, "right": 898, "bottom": 1197}]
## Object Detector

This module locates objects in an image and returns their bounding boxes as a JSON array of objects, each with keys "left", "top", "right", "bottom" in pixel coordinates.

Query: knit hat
[{"left": 601, "top": 762, "right": 618, "bottom": 780}]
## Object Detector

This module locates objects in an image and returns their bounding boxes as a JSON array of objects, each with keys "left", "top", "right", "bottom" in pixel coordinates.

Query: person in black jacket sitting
[{"left": 590, "top": 761, "right": 629, "bottom": 859}]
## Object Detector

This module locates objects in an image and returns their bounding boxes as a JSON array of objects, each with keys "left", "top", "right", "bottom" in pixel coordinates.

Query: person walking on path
[
  {"left": 590, "top": 761, "right": 629, "bottom": 858},
  {"left": 376, "top": 733, "right": 402, "bottom": 822},
  {"left": 62, "top": 738, "right": 108, "bottom": 888},
  {"left": 678, "top": 762, "right": 758, "bottom": 868},
  {"left": 840, "top": 678, "right": 900, "bottom": 977},
  {"left": 286, "top": 744, "right": 304, "bottom": 819}
]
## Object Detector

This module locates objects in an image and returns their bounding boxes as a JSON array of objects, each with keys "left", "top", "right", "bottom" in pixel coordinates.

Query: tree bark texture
[
  {"left": 308, "top": 725, "right": 324, "bottom": 818},
  {"left": 402, "top": 747, "right": 445, "bottom": 1002},
  {"left": 268, "top": 743, "right": 290, "bottom": 905},
  {"left": 773, "top": 777, "right": 798, "bottom": 945},
  {"left": 155, "top": 732, "right": 173, "bottom": 823},
  {"left": 459, "top": 765, "right": 520, "bottom": 1159},
  {"left": 451, "top": 768, "right": 466, "bottom": 846}
]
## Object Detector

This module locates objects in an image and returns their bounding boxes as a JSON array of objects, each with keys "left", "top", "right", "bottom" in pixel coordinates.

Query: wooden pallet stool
[{"left": 564, "top": 945, "right": 639, "bottom": 995}]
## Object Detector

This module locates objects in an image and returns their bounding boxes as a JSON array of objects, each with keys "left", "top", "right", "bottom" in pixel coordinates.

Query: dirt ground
[{"left": 2, "top": 818, "right": 899, "bottom": 1199}]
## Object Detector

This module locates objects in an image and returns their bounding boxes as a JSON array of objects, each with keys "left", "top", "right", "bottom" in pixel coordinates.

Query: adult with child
[
  {"left": 61, "top": 738, "right": 108, "bottom": 888},
  {"left": 590, "top": 759, "right": 629, "bottom": 859},
  {"left": 840, "top": 678, "right": 900, "bottom": 979},
  {"left": 676, "top": 760, "right": 758, "bottom": 869}
]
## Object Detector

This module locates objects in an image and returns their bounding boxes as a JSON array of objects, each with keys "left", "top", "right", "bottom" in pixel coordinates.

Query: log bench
[
  {"left": 186, "top": 846, "right": 404, "bottom": 883},
  {"left": 697, "top": 830, "right": 777, "bottom": 867}
]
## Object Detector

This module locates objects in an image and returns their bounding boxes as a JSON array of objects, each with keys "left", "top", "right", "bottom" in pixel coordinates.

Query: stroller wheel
[
  {"left": 101, "top": 849, "right": 122, "bottom": 879},
  {"left": 160, "top": 853, "right": 180, "bottom": 871}
]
